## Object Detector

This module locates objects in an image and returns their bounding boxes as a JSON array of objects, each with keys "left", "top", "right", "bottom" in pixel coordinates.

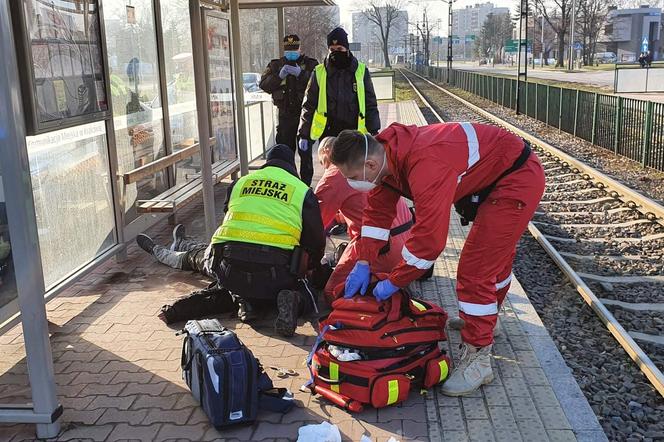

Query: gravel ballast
[{"left": 397, "top": 71, "right": 664, "bottom": 442}]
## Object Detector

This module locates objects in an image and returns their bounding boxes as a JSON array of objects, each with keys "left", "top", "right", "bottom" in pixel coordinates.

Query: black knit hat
[
  {"left": 264, "top": 144, "right": 299, "bottom": 177},
  {"left": 283, "top": 34, "right": 301, "bottom": 50},
  {"left": 327, "top": 27, "right": 349, "bottom": 49}
]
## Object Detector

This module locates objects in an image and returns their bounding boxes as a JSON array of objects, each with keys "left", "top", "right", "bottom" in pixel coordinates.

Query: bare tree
[
  {"left": 362, "top": 0, "right": 405, "bottom": 68},
  {"left": 577, "top": 0, "right": 610, "bottom": 65},
  {"left": 239, "top": 9, "right": 279, "bottom": 72},
  {"left": 476, "top": 13, "right": 514, "bottom": 65},
  {"left": 285, "top": 7, "right": 340, "bottom": 63},
  {"left": 536, "top": 0, "right": 573, "bottom": 67},
  {"left": 412, "top": 6, "right": 435, "bottom": 66}
]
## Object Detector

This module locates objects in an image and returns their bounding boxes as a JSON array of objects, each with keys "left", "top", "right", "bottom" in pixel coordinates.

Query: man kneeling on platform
[{"left": 204, "top": 144, "right": 325, "bottom": 337}]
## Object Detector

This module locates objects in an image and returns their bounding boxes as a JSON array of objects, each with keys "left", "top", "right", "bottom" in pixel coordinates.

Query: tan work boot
[
  {"left": 441, "top": 343, "right": 493, "bottom": 396},
  {"left": 493, "top": 318, "right": 502, "bottom": 339}
]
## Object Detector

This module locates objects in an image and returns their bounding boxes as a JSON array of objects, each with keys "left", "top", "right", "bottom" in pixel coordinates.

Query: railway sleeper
[
  {"left": 532, "top": 219, "right": 654, "bottom": 229},
  {"left": 600, "top": 299, "right": 664, "bottom": 313},
  {"left": 578, "top": 272, "right": 664, "bottom": 284}
]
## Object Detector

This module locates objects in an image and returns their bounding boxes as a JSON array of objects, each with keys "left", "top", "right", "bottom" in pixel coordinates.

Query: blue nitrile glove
[
  {"left": 284, "top": 64, "right": 302, "bottom": 77},
  {"left": 298, "top": 138, "right": 310, "bottom": 152},
  {"left": 344, "top": 262, "right": 371, "bottom": 298},
  {"left": 374, "top": 279, "right": 399, "bottom": 302},
  {"left": 279, "top": 65, "right": 289, "bottom": 79}
]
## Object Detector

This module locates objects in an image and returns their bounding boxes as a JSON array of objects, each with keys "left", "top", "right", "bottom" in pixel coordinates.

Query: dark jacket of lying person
[{"left": 159, "top": 145, "right": 325, "bottom": 337}]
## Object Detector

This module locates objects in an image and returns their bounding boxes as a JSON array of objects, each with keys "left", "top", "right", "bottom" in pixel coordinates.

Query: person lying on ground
[{"left": 136, "top": 224, "right": 213, "bottom": 279}]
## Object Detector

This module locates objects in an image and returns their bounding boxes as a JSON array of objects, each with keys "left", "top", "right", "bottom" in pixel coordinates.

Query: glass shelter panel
[
  {"left": 103, "top": 0, "right": 167, "bottom": 223},
  {"left": 21, "top": 0, "right": 108, "bottom": 128},
  {"left": 239, "top": 9, "right": 278, "bottom": 80},
  {"left": 206, "top": 13, "right": 237, "bottom": 163},
  {"left": 160, "top": 0, "right": 200, "bottom": 183},
  {"left": 26, "top": 121, "right": 116, "bottom": 289},
  {"left": 0, "top": 164, "right": 17, "bottom": 320}
]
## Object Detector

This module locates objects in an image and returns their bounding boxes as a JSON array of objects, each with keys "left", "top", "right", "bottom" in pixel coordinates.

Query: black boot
[
  {"left": 275, "top": 290, "right": 301, "bottom": 337},
  {"left": 329, "top": 223, "right": 347, "bottom": 236},
  {"left": 170, "top": 224, "right": 186, "bottom": 251},
  {"left": 237, "top": 299, "right": 257, "bottom": 323},
  {"left": 136, "top": 234, "right": 155, "bottom": 255},
  {"left": 334, "top": 242, "right": 348, "bottom": 265}
]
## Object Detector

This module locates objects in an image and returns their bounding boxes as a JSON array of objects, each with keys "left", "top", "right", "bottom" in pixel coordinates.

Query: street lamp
[
  {"left": 540, "top": 13, "right": 545, "bottom": 68},
  {"left": 515, "top": 0, "right": 528, "bottom": 115},
  {"left": 568, "top": 0, "right": 576, "bottom": 71},
  {"left": 446, "top": 0, "right": 455, "bottom": 83}
]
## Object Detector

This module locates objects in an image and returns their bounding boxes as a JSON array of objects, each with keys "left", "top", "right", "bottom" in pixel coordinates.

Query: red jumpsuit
[
  {"left": 315, "top": 165, "right": 413, "bottom": 302},
  {"left": 359, "top": 122, "right": 545, "bottom": 347}
]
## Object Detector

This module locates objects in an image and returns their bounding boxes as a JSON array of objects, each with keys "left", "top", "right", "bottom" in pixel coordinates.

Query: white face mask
[{"left": 347, "top": 134, "right": 385, "bottom": 192}]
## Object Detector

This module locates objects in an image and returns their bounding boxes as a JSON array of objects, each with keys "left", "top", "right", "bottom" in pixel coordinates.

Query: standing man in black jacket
[
  {"left": 260, "top": 35, "right": 318, "bottom": 183},
  {"left": 297, "top": 27, "right": 380, "bottom": 185}
]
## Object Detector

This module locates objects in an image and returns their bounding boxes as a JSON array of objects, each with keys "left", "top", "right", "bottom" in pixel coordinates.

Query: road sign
[
  {"left": 349, "top": 42, "right": 361, "bottom": 52},
  {"left": 505, "top": 39, "right": 532, "bottom": 53},
  {"left": 574, "top": 42, "right": 582, "bottom": 50},
  {"left": 642, "top": 38, "right": 649, "bottom": 53}
]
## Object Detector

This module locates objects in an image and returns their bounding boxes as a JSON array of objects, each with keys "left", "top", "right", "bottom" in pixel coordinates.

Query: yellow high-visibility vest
[
  {"left": 310, "top": 62, "right": 368, "bottom": 140},
  {"left": 211, "top": 167, "right": 308, "bottom": 250}
]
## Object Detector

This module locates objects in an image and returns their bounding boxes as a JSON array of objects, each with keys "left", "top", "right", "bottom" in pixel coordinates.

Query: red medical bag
[{"left": 307, "top": 288, "right": 451, "bottom": 411}]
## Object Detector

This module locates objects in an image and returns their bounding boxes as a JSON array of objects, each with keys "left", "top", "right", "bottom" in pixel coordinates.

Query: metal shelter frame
[{"left": 0, "top": 0, "right": 334, "bottom": 437}]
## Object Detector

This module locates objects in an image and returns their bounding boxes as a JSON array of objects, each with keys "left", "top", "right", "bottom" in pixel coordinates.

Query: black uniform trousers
[{"left": 276, "top": 110, "right": 313, "bottom": 186}]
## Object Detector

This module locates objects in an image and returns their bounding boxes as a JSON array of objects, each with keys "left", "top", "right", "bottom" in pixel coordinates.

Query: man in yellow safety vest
[
  {"left": 297, "top": 27, "right": 380, "bottom": 186},
  {"left": 205, "top": 144, "right": 325, "bottom": 337}
]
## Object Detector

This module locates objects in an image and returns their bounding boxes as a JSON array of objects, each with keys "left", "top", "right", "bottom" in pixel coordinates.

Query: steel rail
[{"left": 399, "top": 68, "right": 664, "bottom": 399}]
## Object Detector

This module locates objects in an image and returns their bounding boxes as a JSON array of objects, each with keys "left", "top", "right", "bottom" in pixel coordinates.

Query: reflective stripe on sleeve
[
  {"left": 402, "top": 245, "right": 435, "bottom": 270},
  {"left": 460, "top": 122, "right": 480, "bottom": 169},
  {"left": 361, "top": 225, "right": 390, "bottom": 241},
  {"left": 495, "top": 274, "right": 513, "bottom": 290},
  {"left": 458, "top": 301, "right": 498, "bottom": 316}
]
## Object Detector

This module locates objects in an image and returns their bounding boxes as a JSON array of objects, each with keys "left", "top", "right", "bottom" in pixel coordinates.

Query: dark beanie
[
  {"left": 327, "top": 27, "right": 349, "bottom": 49},
  {"left": 266, "top": 144, "right": 295, "bottom": 165},
  {"left": 283, "top": 34, "right": 300, "bottom": 50},
  {"left": 264, "top": 144, "right": 298, "bottom": 177}
]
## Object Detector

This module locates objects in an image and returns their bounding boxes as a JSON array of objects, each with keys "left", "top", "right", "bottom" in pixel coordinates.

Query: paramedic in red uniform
[
  {"left": 314, "top": 137, "right": 416, "bottom": 304},
  {"left": 330, "top": 123, "right": 545, "bottom": 396}
]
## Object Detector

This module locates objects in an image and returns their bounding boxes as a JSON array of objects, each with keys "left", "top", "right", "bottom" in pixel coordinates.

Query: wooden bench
[{"left": 122, "top": 138, "right": 239, "bottom": 215}]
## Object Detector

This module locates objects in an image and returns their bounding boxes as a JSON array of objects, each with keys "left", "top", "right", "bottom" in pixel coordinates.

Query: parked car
[
  {"left": 243, "top": 72, "right": 261, "bottom": 93},
  {"left": 595, "top": 52, "right": 617, "bottom": 64}
]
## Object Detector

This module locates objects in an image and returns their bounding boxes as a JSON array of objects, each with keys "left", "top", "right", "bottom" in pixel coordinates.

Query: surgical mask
[
  {"left": 347, "top": 134, "right": 386, "bottom": 192},
  {"left": 284, "top": 50, "right": 300, "bottom": 61}
]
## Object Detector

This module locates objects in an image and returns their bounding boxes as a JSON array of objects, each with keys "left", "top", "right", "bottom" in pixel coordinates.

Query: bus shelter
[{"left": 0, "top": 0, "right": 332, "bottom": 437}]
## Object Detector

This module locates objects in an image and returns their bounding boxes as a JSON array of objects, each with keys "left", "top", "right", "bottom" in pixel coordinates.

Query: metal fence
[
  {"left": 615, "top": 62, "right": 664, "bottom": 93},
  {"left": 415, "top": 66, "right": 664, "bottom": 172}
]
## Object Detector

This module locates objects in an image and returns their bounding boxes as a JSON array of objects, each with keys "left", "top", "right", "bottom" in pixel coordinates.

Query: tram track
[{"left": 398, "top": 68, "right": 664, "bottom": 406}]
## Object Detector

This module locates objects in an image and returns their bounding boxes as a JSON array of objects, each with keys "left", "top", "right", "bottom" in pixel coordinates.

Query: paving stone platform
[{"left": 0, "top": 101, "right": 605, "bottom": 441}]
